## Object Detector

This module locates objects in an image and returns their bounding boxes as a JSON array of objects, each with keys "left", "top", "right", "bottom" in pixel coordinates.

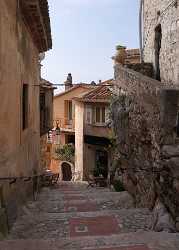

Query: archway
[
  {"left": 61, "top": 162, "right": 72, "bottom": 181},
  {"left": 154, "top": 24, "right": 162, "bottom": 81}
]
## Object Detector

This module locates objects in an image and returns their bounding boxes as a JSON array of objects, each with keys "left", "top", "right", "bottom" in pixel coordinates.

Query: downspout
[{"left": 139, "top": 0, "right": 144, "bottom": 63}]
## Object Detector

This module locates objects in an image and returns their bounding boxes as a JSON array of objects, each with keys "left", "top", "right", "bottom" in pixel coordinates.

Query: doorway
[
  {"left": 154, "top": 24, "right": 162, "bottom": 81},
  {"left": 61, "top": 162, "right": 72, "bottom": 181},
  {"left": 95, "top": 150, "right": 108, "bottom": 178}
]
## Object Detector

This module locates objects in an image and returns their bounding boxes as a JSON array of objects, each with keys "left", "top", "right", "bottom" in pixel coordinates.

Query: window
[
  {"left": 94, "top": 106, "right": 106, "bottom": 125},
  {"left": 64, "top": 100, "right": 73, "bottom": 122},
  {"left": 68, "top": 101, "right": 72, "bottom": 120},
  {"left": 86, "top": 105, "right": 92, "bottom": 124},
  {"left": 22, "top": 84, "right": 28, "bottom": 130},
  {"left": 95, "top": 107, "right": 101, "bottom": 123},
  {"left": 102, "top": 107, "right": 105, "bottom": 123},
  {"left": 154, "top": 24, "right": 162, "bottom": 81}
]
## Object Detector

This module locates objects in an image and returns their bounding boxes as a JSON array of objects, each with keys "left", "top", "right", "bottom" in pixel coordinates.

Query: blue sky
[{"left": 42, "top": 0, "right": 140, "bottom": 92}]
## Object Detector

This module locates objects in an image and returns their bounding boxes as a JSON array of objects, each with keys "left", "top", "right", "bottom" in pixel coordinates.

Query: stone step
[
  {"left": 1, "top": 232, "right": 179, "bottom": 250},
  {"left": 9, "top": 208, "right": 152, "bottom": 240}
]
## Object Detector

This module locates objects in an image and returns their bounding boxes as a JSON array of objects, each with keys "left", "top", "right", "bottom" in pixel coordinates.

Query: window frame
[{"left": 94, "top": 106, "right": 107, "bottom": 126}]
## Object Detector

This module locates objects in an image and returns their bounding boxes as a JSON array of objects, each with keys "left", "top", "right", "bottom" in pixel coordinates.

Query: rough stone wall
[
  {"left": 126, "top": 63, "right": 154, "bottom": 78},
  {"left": 112, "top": 63, "right": 179, "bottom": 231},
  {"left": 0, "top": 0, "right": 41, "bottom": 230},
  {"left": 143, "top": 0, "right": 179, "bottom": 84}
]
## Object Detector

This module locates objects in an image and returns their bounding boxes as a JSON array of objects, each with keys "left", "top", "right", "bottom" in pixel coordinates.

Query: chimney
[
  {"left": 65, "top": 73, "right": 73, "bottom": 90},
  {"left": 91, "top": 81, "right": 96, "bottom": 86}
]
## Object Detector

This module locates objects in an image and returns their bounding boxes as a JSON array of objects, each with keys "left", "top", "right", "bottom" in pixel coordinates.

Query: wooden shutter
[{"left": 86, "top": 105, "right": 92, "bottom": 124}]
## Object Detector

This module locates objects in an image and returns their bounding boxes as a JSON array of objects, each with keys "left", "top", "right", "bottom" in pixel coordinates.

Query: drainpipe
[{"left": 139, "top": 0, "right": 144, "bottom": 63}]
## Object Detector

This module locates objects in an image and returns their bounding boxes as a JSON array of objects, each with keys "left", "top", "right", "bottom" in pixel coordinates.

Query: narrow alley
[{"left": 1, "top": 183, "right": 179, "bottom": 250}]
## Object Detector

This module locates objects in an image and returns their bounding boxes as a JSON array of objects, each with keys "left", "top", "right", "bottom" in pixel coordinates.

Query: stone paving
[{"left": 0, "top": 182, "right": 179, "bottom": 249}]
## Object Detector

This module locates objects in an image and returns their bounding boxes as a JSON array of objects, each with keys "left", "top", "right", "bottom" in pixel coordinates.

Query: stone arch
[{"left": 60, "top": 161, "right": 75, "bottom": 181}]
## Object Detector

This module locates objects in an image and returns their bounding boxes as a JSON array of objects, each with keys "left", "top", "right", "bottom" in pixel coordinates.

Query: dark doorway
[
  {"left": 154, "top": 24, "right": 162, "bottom": 81},
  {"left": 95, "top": 150, "right": 108, "bottom": 178},
  {"left": 61, "top": 162, "right": 72, "bottom": 181}
]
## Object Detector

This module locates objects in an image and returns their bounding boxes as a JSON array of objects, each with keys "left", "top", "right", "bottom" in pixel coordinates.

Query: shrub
[
  {"left": 55, "top": 144, "right": 75, "bottom": 163},
  {"left": 113, "top": 180, "right": 125, "bottom": 192}
]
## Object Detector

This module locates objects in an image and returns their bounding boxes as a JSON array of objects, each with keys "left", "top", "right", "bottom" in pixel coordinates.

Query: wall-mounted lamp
[{"left": 55, "top": 121, "right": 61, "bottom": 135}]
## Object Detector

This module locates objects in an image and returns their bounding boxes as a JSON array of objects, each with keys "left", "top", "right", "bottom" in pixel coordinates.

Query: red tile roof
[
  {"left": 74, "top": 83, "right": 113, "bottom": 103},
  {"left": 54, "top": 84, "right": 95, "bottom": 99}
]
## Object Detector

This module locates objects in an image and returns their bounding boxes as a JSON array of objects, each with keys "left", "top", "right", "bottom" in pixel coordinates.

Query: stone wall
[
  {"left": 143, "top": 0, "right": 179, "bottom": 84},
  {"left": 125, "top": 63, "right": 154, "bottom": 78},
  {"left": 112, "top": 63, "right": 179, "bottom": 231}
]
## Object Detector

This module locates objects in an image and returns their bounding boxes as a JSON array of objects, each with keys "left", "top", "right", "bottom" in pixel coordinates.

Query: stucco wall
[
  {"left": 143, "top": 0, "right": 179, "bottom": 84},
  {"left": 54, "top": 86, "right": 91, "bottom": 122},
  {"left": 74, "top": 101, "right": 84, "bottom": 180},
  {"left": 0, "top": 0, "right": 41, "bottom": 227}
]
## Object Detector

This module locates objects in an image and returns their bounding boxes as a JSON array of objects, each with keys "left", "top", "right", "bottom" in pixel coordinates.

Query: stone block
[
  {"left": 152, "top": 200, "right": 176, "bottom": 233},
  {"left": 162, "top": 145, "right": 179, "bottom": 158},
  {"left": 160, "top": 89, "right": 179, "bottom": 139}
]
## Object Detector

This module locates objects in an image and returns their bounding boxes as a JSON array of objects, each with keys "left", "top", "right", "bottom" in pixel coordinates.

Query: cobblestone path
[{"left": 1, "top": 182, "right": 179, "bottom": 250}]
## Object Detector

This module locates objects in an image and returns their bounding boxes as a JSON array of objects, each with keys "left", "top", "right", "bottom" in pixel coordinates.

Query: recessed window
[
  {"left": 68, "top": 101, "right": 72, "bottom": 121},
  {"left": 95, "top": 107, "right": 101, "bottom": 123},
  {"left": 64, "top": 100, "right": 73, "bottom": 122},
  {"left": 94, "top": 106, "right": 106, "bottom": 125},
  {"left": 22, "top": 84, "right": 28, "bottom": 130},
  {"left": 102, "top": 107, "right": 105, "bottom": 123},
  {"left": 86, "top": 105, "right": 92, "bottom": 124}
]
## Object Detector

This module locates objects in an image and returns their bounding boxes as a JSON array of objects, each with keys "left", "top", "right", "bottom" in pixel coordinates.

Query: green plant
[
  {"left": 113, "top": 180, "right": 125, "bottom": 192},
  {"left": 55, "top": 144, "right": 75, "bottom": 163},
  {"left": 116, "top": 45, "right": 126, "bottom": 50}
]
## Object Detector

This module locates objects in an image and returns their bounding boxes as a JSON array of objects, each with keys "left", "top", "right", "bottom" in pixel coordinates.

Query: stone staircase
[{"left": 0, "top": 182, "right": 179, "bottom": 250}]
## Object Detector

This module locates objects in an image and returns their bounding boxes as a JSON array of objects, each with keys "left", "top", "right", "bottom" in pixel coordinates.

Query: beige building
[
  {"left": 52, "top": 76, "right": 112, "bottom": 181},
  {"left": 40, "top": 79, "right": 56, "bottom": 172},
  {"left": 0, "top": 0, "right": 52, "bottom": 233},
  {"left": 74, "top": 82, "right": 112, "bottom": 181}
]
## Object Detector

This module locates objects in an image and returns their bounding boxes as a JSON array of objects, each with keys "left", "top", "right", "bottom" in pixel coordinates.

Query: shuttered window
[
  {"left": 94, "top": 106, "right": 107, "bottom": 125},
  {"left": 86, "top": 105, "right": 92, "bottom": 124}
]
